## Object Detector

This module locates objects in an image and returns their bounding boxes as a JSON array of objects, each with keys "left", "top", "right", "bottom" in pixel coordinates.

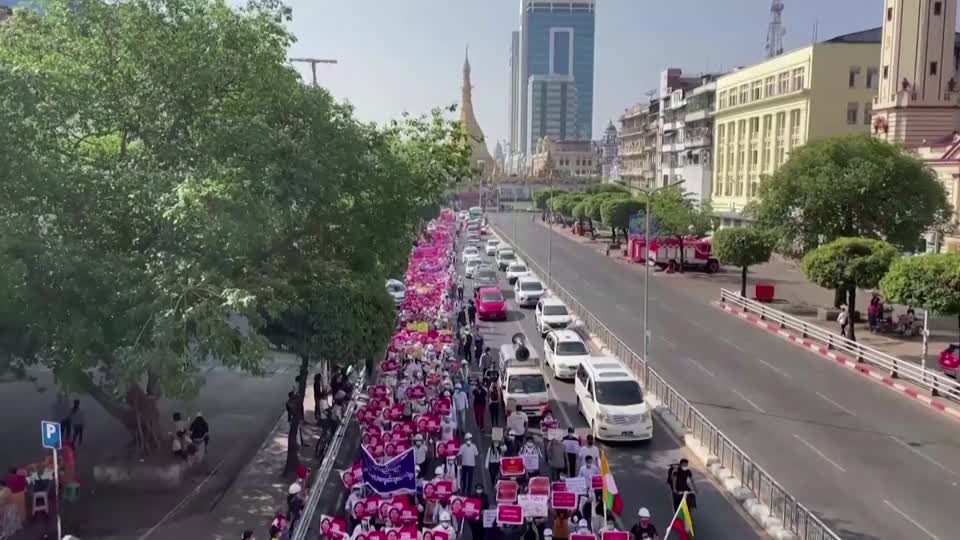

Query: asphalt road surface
[
  {"left": 486, "top": 214, "right": 960, "bottom": 540},
  {"left": 461, "top": 238, "right": 763, "bottom": 539}
]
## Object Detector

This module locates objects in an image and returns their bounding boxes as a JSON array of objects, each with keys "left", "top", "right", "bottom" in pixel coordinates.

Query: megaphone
[{"left": 511, "top": 332, "right": 530, "bottom": 361}]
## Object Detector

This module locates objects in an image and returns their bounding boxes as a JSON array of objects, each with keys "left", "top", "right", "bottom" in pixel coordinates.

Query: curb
[{"left": 713, "top": 301, "right": 960, "bottom": 423}]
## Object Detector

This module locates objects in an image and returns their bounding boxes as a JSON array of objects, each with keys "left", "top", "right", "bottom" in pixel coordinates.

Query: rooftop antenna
[
  {"left": 812, "top": 19, "right": 819, "bottom": 43},
  {"left": 765, "top": 0, "right": 786, "bottom": 58}
]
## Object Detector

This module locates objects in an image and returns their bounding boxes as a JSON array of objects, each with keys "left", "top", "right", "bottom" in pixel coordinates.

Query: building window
[
  {"left": 847, "top": 102, "right": 859, "bottom": 125},
  {"left": 717, "top": 91, "right": 726, "bottom": 110},
  {"left": 789, "top": 109, "right": 802, "bottom": 134},
  {"left": 749, "top": 117, "right": 760, "bottom": 137},
  {"left": 866, "top": 67, "right": 878, "bottom": 88},
  {"left": 775, "top": 112, "right": 786, "bottom": 136},
  {"left": 849, "top": 67, "right": 860, "bottom": 88},
  {"left": 864, "top": 102, "right": 873, "bottom": 125},
  {"left": 935, "top": 2, "right": 942, "bottom": 16},
  {"left": 750, "top": 182, "right": 758, "bottom": 197},
  {"left": 762, "top": 147, "right": 771, "bottom": 169},
  {"left": 751, "top": 81, "right": 762, "bottom": 100},
  {"left": 778, "top": 72, "right": 790, "bottom": 93},
  {"left": 766, "top": 76, "right": 776, "bottom": 97},
  {"left": 729, "top": 92, "right": 737, "bottom": 107},
  {"left": 931, "top": 62, "right": 939, "bottom": 75},
  {"left": 887, "top": 7, "right": 893, "bottom": 21},
  {"left": 883, "top": 65, "right": 889, "bottom": 79},
  {"left": 750, "top": 149, "right": 759, "bottom": 166},
  {"left": 737, "top": 120, "right": 746, "bottom": 140},
  {"left": 717, "top": 124, "right": 725, "bottom": 143},
  {"left": 762, "top": 115, "right": 772, "bottom": 136},
  {"left": 740, "top": 85, "right": 749, "bottom": 104},
  {"left": 792, "top": 68, "right": 805, "bottom": 91}
]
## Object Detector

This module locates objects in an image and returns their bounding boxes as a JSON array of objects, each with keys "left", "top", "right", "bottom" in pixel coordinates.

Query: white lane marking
[
  {"left": 815, "top": 392, "right": 857, "bottom": 416},
  {"left": 659, "top": 335, "right": 676, "bottom": 348},
  {"left": 889, "top": 436, "right": 959, "bottom": 478},
  {"left": 754, "top": 357, "right": 793, "bottom": 379},
  {"left": 718, "top": 336, "right": 746, "bottom": 352},
  {"left": 792, "top": 434, "right": 846, "bottom": 472},
  {"left": 685, "top": 357, "right": 716, "bottom": 378},
  {"left": 883, "top": 500, "right": 942, "bottom": 540},
  {"left": 731, "top": 389, "right": 766, "bottom": 413}
]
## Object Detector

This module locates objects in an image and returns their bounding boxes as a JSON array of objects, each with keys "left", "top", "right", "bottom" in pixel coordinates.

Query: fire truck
[{"left": 628, "top": 235, "right": 720, "bottom": 274}]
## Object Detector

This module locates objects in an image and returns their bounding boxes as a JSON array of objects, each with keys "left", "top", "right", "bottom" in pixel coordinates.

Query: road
[
  {"left": 489, "top": 214, "right": 960, "bottom": 540},
  {"left": 0, "top": 353, "right": 298, "bottom": 537},
  {"left": 463, "top": 239, "right": 763, "bottom": 538}
]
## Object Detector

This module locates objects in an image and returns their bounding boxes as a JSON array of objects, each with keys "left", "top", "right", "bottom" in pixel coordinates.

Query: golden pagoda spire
[{"left": 458, "top": 44, "right": 493, "bottom": 174}]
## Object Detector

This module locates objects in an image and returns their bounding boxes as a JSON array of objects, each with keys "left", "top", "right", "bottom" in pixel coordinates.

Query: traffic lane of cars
[
  {"left": 466, "top": 251, "right": 762, "bottom": 539},
  {"left": 490, "top": 216, "right": 959, "bottom": 540}
]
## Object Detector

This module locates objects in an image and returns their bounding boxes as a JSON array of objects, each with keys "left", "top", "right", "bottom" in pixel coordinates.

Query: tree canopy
[
  {"left": 754, "top": 134, "right": 952, "bottom": 257},
  {"left": 880, "top": 254, "right": 960, "bottom": 339},
  {"left": 0, "top": 0, "right": 469, "bottom": 455},
  {"left": 534, "top": 189, "right": 567, "bottom": 210},
  {"left": 551, "top": 192, "right": 585, "bottom": 217},
  {"left": 712, "top": 228, "right": 775, "bottom": 296},
  {"left": 600, "top": 198, "right": 644, "bottom": 243},
  {"left": 649, "top": 189, "right": 713, "bottom": 238}
]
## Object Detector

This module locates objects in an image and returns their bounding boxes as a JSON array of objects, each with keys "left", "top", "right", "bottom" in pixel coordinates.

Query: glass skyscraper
[{"left": 513, "top": 0, "right": 595, "bottom": 155}]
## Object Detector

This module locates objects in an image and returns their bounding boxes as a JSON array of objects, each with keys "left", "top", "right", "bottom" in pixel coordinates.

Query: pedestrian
[
  {"left": 507, "top": 405, "right": 528, "bottom": 438},
  {"left": 241, "top": 530, "right": 255, "bottom": 540},
  {"left": 837, "top": 305, "right": 849, "bottom": 337},
  {"left": 453, "top": 383, "right": 469, "bottom": 432},
  {"left": 546, "top": 436, "right": 567, "bottom": 481},
  {"left": 467, "top": 300, "right": 477, "bottom": 326},
  {"left": 479, "top": 347, "right": 492, "bottom": 371},
  {"left": 488, "top": 380, "right": 503, "bottom": 427},
  {"left": 53, "top": 393, "right": 72, "bottom": 441},
  {"left": 70, "top": 400, "right": 85, "bottom": 447},
  {"left": 457, "top": 278, "right": 464, "bottom": 302},
  {"left": 562, "top": 428, "right": 580, "bottom": 478},
  {"left": 287, "top": 482, "right": 305, "bottom": 528},
  {"left": 474, "top": 333, "right": 485, "bottom": 366},
  {"left": 269, "top": 511, "right": 287, "bottom": 540},
  {"left": 667, "top": 458, "right": 697, "bottom": 511},
  {"left": 868, "top": 297, "right": 880, "bottom": 332},
  {"left": 468, "top": 484, "right": 490, "bottom": 540},
  {"left": 459, "top": 433, "right": 479, "bottom": 491},
  {"left": 190, "top": 411, "right": 210, "bottom": 457},
  {"left": 457, "top": 307, "right": 467, "bottom": 331},
  {"left": 313, "top": 373, "right": 324, "bottom": 421},
  {"left": 487, "top": 441, "right": 505, "bottom": 485},
  {"left": 472, "top": 383, "right": 487, "bottom": 429},
  {"left": 520, "top": 437, "right": 541, "bottom": 475},
  {"left": 463, "top": 329, "right": 474, "bottom": 364},
  {"left": 578, "top": 456, "right": 600, "bottom": 484},
  {"left": 576, "top": 435, "right": 598, "bottom": 471}
]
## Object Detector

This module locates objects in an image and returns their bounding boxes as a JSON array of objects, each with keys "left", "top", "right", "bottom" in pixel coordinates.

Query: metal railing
[
  {"left": 492, "top": 225, "right": 840, "bottom": 540},
  {"left": 719, "top": 289, "right": 960, "bottom": 403},
  {"left": 292, "top": 367, "right": 367, "bottom": 540}
]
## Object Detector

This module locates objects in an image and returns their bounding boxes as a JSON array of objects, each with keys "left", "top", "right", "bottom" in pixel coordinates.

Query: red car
[
  {"left": 940, "top": 344, "right": 960, "bottom": 377},
  {"left": 476, "top": 286, "right": 507, "bottom": 321}
]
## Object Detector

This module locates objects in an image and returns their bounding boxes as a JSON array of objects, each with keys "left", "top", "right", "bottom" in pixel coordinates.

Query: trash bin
[{"left": 755, "top": 283, "right": 775, "bottom": 302}]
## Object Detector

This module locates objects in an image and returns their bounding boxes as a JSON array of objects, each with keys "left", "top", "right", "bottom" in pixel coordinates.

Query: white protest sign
[
  {"left": 482, "top": 509, "right": 497, "bottom": 528},
  {"left": 517, "top": 494, "right": 549, "bottom": 518},
  {"left": 521, "top": 453, "right": 539, "bottom": 471},
  {"left": 565, "top": 476, "right": 587, "bottom": 495}
]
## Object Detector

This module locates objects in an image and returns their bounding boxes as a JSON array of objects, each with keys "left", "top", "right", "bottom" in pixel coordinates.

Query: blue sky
[{"left": 261, "top": 1, "right": 892, "bottom": 145}]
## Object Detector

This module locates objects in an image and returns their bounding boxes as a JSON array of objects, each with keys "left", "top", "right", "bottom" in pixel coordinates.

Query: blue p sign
[{"left": 41, "top": 421, "right": 62, "bottom": 450}]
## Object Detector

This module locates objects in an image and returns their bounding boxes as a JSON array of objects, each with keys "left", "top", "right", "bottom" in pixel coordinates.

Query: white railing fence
[{"left": 719, "top": 289, "right": 960, "bottom": 403}]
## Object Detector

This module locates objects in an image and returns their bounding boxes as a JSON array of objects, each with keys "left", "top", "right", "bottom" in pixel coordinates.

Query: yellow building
[{"left": 711, "top": 30, "right": 882, "bottom": 225}]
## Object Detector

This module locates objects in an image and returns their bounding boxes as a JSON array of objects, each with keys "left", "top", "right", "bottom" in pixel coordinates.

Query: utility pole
[{"left": 289, "top": 57, "right": 338, "bottom": 86}]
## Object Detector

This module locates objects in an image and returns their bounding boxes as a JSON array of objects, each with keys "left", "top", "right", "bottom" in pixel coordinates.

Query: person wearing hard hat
[
  {"left": 287, "top": 482, "right": 305, "bottom": 529},
  {"left": 629, "top": 507, "right": 658, "bottom": 540},
  {"left": 434, "top": 510, "right": 458, "bottom": 537},
  {"left": 575, "top": 519, "right": 591, "bottom": 535}
]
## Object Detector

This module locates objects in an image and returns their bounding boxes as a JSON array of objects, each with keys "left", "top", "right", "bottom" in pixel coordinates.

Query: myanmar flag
[
  {"left": 600, "top": 451, "right": 623, "bottom": 515},
  {"left": 670, "top": 494, "right": 695, "bottom": 539}
]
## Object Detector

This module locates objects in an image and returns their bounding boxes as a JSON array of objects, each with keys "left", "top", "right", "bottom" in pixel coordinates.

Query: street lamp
[{"left": 289, "top": 57, "right": 338, "bottom": 86}]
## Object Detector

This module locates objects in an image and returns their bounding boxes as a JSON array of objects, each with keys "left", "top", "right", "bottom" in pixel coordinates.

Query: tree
[
  {"left": 712, "top": 228, "right": 775, "bottom": 297},
  {"left": 801, "top": 238, "right": 898, "bottom": 341},
  {"left": 600, "top": 198, "right": 644, "bottom": 244},
  {"left": 880, "top": 254, "right": 960, "bottom": 341},
  {"left": 649, "top": 189, "right": 714, "bottom": 272},
  {"left": 572, "top": 201, "right": 588, "bottom": 231},
  {"left": 586, "top": 184, "right": 630, "bottom": 195},
  {"left": 535, "top": 189, "right": 566, "bottom": 211},
  {"left": 584, "top": 192, "right": 630, "bottom": 238},
  {"left": 754, "top": 133, "right": 952, "bottom": 304},
  {"left": 551, "top": 193, "right": 585, "bottom": 220}
]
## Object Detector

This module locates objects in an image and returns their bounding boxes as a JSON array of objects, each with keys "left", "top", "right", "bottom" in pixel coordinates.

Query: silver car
[{"left": 474, "top": 267, "right": 498, "bottom": 288}]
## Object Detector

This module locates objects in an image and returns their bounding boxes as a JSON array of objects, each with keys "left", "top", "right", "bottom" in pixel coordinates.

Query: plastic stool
[
  {"left": 64, "top": 482, "right": 80, "bottom": 502},
  {"left": 32, "top": 491, "right": 49, "bottom": 517}
]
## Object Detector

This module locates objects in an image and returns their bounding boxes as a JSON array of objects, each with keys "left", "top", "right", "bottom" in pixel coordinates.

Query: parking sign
[{"left": 41, "top": 421, "right": 62, "bottom": 450}]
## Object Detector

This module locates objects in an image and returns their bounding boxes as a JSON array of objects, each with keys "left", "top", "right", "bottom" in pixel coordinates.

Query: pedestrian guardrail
[
  {"left": 292, "top": 367, "right": 367, "bottom": 540},
  {"left": 491, "top": 225, "right": 841, "bottom": 540},
  {"left": 718, "top": 289, "right": 960, "bottom": 404}
]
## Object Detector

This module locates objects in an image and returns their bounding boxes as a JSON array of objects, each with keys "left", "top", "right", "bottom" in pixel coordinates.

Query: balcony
[
  {"left": 685, "top": 109, "right": 712, "bottom": 123},
  {"left": 661, "top": 142, "right": 686, "bottom": 153},
  {"left": 662, "top": 120, "right": 684, "bottom": 132},
  {"left": 685, "top": 134, "right": 712, "bottom": 148}
]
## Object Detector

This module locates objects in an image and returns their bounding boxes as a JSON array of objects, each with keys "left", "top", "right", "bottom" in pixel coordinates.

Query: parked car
[
  {"left": 476, "top": 286, "right": 507, "bottom": 321},
  {"left": 543, "top": 329, "right": 590, "bottom": 379},
  {"left": 535, "top": 298, "right": 573, "bottom": 336},
  {"left": 474, "top": 266, "right": 498, "bottom": 288},
  {"left": 495, "top": 248, "right": 518, "bottom": 271},
  {"left": 505, "top": 262, "right": 531, "bottom": 285},
  {"left": 385, "top": 279, "right": 405, "bottom": 306},
  {"left": 462, "top": 246, "right": 481, "bottom": 264},
  {"left": 940, "top": 344, "right": 960, "bottom": 377},
  {"left": 485, "top": 239, "right": 501, "bottom": 256},
  {"left": 514, "top": 276, "right": 544, "bottom": 307}
]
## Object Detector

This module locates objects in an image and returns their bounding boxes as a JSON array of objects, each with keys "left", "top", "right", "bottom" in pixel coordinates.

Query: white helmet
[
  {"left": 435, "top": 465, "right": 445, "bottom": 476},
  {"left": 440, "top": 511, "right": 452, "bottom": 523},
  {"left": 638, "top": 507, "right": 651, "bottom": 518},
  {"left": 544, "top": 530, "right": 553, "bottom": 538}
]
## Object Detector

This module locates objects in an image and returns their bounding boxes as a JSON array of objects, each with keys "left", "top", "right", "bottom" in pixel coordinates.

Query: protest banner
[
  {"left": 430, "top": 396, "right": 452, "bottom": 416},
  {"left": 406, "top": 385, "right": 427, "bottom": 400},
  {"left": 319, "top": 515, "right": 348, "bottom": 539},
  {"left": 341, "top": 463, "right": 362, "bottom": 489},
  {"left": 528, "top": 476, "right": 550, "bottom": 496},
  {"left": 565, "top": 476, "right": 587, "bottom": 494},
  {"left": 371, "top": 385, "right": 390, "bottom": 399},
  {"left": 496, "top": 504, "right": 524, "bottom": 526},
  {"left": 450, "top": 496, "right": 482, "bottom": 519},
  {"left": 517, "top": 494, "right": 549, "bottom": 518},
  {"left": 491, "top": 427, "right": 504, "bottom": 442},
  {"left": 482, "top": 509, "right": 497, "bottom": 528},
  {"left": 381, "top": 359, "right": 400, "bottom": 373},
  {"left": 431, "top": 530, "right": 450, "bottom": 540},
  {"left": 361, "top": 447, "right": 416, "bottom": 495},
  {"left": 551, "top": 481, "right": 567, "bottom": 493},
  {"left": 521, "top": 453, "right": 539, "bottom": 472},
  {"left": 496, "top": 480, "right": 519, "bottom": 503},
  {"left": 551, "top": 491, "right": 577, "bottom": 510},
  {"left": 591, "top": 475, "right": 603, "bottom": 490},
  {"left": 400, "top": 507, "right": 418, "bottom": 525},
  {"left": 434, "top": 479, "right": 454, "bottom": 501},
  {"left": 571, "top": 534, "right": 596, "bottom": 540},
  {"left": 413, "top": 414, "right": 441, "bottom": 434},
  {"left": 363, "top": 495, "right": 382, "bottom": 518},
  {"left": 435, "top": 438, "right": 461, "bottom": 458},
  {"left": 500, "top": 456, "right": 525, "bottom": 477},
  {"left": 547, "top": 428, "right": 565, "bottom": 441},
  {"left": 602, "top": 532, "right": 629, "bottom": 540},
  {"left": 369, "top": 532, "right": 386, "bottom": 540}
]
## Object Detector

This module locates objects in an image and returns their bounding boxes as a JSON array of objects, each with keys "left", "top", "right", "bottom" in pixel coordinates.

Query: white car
[
  {"left": 505, "top": 262, "right": 531, "bottom": 285},
  {"left": 385, "top": 279, "right": 405, "bottom": 306},
  {"left": 514, "top": 276, "right": 544, "bottom": 307},
  {"left": 465, "top": 258, "right": 483, "bottom": 278},
  {"left": 462, "top": 246, "right": 481, "bottom": 263},
  {"left": 495, "top": 248, "right": 518, "bottom": 271},
  {"left": 485, "top": 239, "right": 501, "bottom": 256},
  {"left": 544, "top": 329, "right": 591, "bottom": 379},
  {"left": 575, "top": 357, "right": 653, "bottom": 442},
  {"left": 535, "top": 298, "right": 573, "bottom": 336}
]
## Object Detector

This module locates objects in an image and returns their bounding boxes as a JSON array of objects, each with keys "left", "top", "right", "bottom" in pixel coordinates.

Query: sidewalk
[
  {"left": 540, "top": 220, "right": 958, "bottom": 368},
  {"left": 102, "top": 385, "right": 323, "bottom": 540}
]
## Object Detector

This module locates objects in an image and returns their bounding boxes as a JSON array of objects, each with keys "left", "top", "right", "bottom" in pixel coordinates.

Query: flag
[
  {"left": 670, "top": 494, "right": 695, "bottom": 539},
  {"left": 599, "top": 450, "right": 623, "bottom": 515}
]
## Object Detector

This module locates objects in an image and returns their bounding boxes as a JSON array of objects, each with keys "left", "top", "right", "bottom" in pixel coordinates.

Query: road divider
[{"left": 491, "top": 225, "right": 839, "bottom": 540}]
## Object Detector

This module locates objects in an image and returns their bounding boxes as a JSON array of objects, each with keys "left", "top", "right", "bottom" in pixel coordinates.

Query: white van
[
  {"left": 502, "top": 366, "right": 549, "bottom": 418},
  {"left": 574, "top": 357, "right": 653, "bottom": 441}
]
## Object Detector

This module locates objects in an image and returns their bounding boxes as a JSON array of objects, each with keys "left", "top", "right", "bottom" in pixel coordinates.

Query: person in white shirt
[
  {"left": 576, "top": 435, "right": 599, "bottom": 471},
  {"left": 440, "top": 414, "right": 456, "bottom": 442},
  {"left": 453, "top": 383, "right": 468, "bottom": 433},
  {"left": 578, "top": 455, "right": 600, "bottom": 484},
  {"left": 459, "top": 433, "right": 479, "bottom": 494},
  {"left": 434, "top": 511, "right": 457, "bottom": 537},
  {"left": 507, "top": 405, "right": 528, "bottom": 437},
  {"left": 413, "top": 434, "right": 428, "bottom": 476},
  {"left": 519, "top": 437, "right": 541, "bottom": 475}
]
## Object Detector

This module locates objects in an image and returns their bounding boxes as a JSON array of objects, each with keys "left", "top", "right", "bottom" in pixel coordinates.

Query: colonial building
[
  {"left": 529, "top": 137, "right": 597, "bottom": 180},
  {"left": 597, "top": 121, "right": 621, "bottom": 182},
  {"left": 459, "top": 48, "right": 494, "bottom": 176}
]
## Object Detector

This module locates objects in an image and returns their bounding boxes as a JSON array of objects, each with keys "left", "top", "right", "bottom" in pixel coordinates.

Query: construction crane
[
  {"left": 765, "top": 0, "right": 786, "bottom": 58},
  {"left": 289, "top": 57, "right": 338, "bottom": 86}
]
